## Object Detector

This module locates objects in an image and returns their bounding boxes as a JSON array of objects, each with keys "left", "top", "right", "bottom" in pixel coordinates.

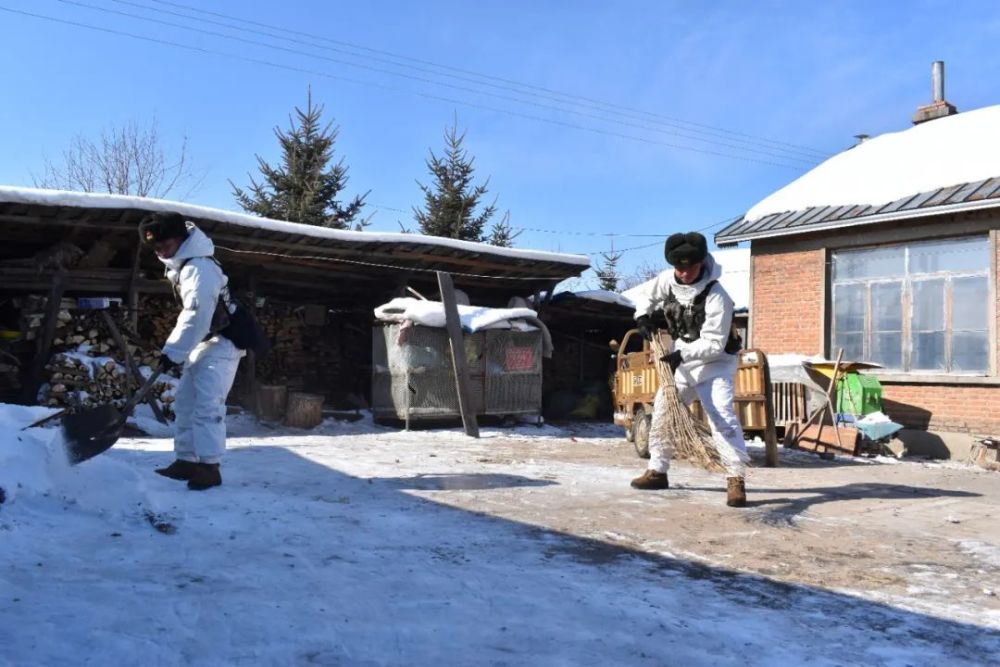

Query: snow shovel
[{"left": 61, "top": 365, "right": 165, "bottom": 465}]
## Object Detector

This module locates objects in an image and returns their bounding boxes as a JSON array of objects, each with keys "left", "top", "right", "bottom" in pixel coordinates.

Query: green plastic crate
[{"left": 836, "top": 372, "right": 883, "bottom": 417}]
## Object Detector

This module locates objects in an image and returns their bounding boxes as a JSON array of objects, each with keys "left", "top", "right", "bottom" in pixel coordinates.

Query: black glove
[
  {"left": 661, "top": 349, "right": 683, "bottom": 374},
  {"left": 636, "top": 316, "right": 655, "bottom": 341},
  {"left": 159, "top": 353, "right": 181, "bottom": 373}
]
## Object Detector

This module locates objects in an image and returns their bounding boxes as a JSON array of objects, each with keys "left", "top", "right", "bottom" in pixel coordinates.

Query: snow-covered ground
[{"left": 2, "top": 406, "right": 998, "bottom": 666}]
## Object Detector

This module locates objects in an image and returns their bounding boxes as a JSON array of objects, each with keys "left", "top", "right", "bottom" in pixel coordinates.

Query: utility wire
[
  {"left": 3, "top": 4, "right": 811, "bottom": 169},
  {"left": 57, "top": 0, "right": 818, "bottom": 167},
  {"left": 145, "top": 0, "right": 829, "bottom": 159},
  {"left": 114, "top": 0, "right": 828, "bottom": 162}
]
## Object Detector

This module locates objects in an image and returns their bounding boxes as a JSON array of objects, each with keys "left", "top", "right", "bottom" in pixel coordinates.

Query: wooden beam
[
  {"left": 761, "top": 352, "right": 779, "bottom": 468},
  {"left": 127, "top": 241, "right": 142, "bottom": 332},
  {"left": 437, "top": 271, "right": 479, "bottom": 438},
  {"left": 99, "top": 310, "right": 167, "bottom": 424},
  {"left": 245, "top": 274, "right": 260, "bottom": 418},
  {"left": 19, "top": 272, "right": 66, "bottom": 404}
]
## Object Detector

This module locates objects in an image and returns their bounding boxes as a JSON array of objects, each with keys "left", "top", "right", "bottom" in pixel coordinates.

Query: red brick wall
[
  {"left": 750, "top": 248, "right": 826, "bottom": 355},
  {"left": 751, "top": 238, "right": 1000, "bottom": 435},
  {"left": 881, "top": 384, "right": 998, "bottom": 434}
]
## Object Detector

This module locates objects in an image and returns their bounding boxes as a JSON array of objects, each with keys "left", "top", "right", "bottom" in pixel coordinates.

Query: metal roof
[{"left": 715, "top": 176, "right": 1000, "bottom": 246}]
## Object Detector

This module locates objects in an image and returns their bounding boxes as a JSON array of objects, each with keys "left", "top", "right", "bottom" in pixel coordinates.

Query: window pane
[
  {"left": 870, "top": 333, "right": 902, "bottom": 369},
  {"left": 952, "top": 331, "right": 988, "bottom": 372},
  {"left": 909, "top": 237, "right": 989, "bottom": 274},
  {"left": 871, "top": 282, "right": 902, "bottom": 332},
  {"left": 833, "top": 246, "right": 905, "bottom": 280},
  {"left": 952, "top": 276, "right": 989, "bottom": 331},
  {"left": 912, "top": 280, "right": 945, "bottom": 331},
  {"left": 912, "top": 332, "right": 946, "bottom": 370},
  {"left": 834, "top": 332, "right": 864, "bottom": 362},
  {"left": 833, "top": 283, "right": 865, "bottom": 332}
]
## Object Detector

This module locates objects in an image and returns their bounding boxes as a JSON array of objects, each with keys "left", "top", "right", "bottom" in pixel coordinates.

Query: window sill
[{"left": 862, "top": 371, "right": 1000, "bottom": 386}]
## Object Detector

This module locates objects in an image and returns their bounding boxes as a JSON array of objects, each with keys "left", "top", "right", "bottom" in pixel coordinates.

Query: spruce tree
[
  {"left": 595, "top": 251, "right": 623, "bottom": 291},
  {"left": 414, "top": 120, "right": 496, "bottom": 241},
  {"left": 486, "top": 211, "right": 521, "bottom": 247},
  {"left": 232, "top": 89, "right": 369, "bottom": 230}
]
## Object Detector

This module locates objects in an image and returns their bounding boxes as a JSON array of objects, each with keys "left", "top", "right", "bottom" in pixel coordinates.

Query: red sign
[{"left": 505, "top": 347, "right": 535, "bottom": 371}]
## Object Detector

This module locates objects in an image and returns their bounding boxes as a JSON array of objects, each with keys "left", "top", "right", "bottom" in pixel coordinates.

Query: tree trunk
[
  {"left": 285, "top": 391, "right": 323, "bottom": 429},
  {"left": 257, "top": 384, "right": 287, "bottom": 423}
]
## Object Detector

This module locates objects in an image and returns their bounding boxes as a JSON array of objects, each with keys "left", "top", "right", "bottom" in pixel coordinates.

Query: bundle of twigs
[{"left": 649, "top": 334, "right": 726, "bottom": 473}]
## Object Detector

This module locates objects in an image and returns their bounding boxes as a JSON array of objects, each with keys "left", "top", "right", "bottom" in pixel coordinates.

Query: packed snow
[
  {"left": 744, "top": 104, "right": 1000, "bottom": 222},
  {"left": 0, "top": 185, "right": 590, "bottom": 267},
  {"left": 622, "top": 247, "right": 751, "bottom": 314},
  {"left": 1, "top": 403, "right": 997, "bottom": 665}
]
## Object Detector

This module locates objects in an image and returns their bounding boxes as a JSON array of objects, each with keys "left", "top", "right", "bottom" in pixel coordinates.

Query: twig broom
[{"left": 648, "top": 334, "right": 726, "bottom": 473}]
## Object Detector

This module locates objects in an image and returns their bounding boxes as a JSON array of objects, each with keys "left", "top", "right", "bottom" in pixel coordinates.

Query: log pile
[
  {"left": 229, "top": 303, "right": 370, "bottom": 409},
  {"left": 17, "top": 295, "right": 181, "bottom": 417},
  {"left": 39, "top": 352, "right": 177, "bottom": 418}
]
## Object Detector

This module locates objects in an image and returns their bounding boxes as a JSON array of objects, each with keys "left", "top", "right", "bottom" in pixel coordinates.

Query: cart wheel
[{"left": 632, "top": 406, "right": 651, "bottom": 459}]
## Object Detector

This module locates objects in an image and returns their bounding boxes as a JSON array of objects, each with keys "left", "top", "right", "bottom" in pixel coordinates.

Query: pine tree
[
  {"left": 595, "top": 251, "right": 623, "bottom": 291},
  {"left": 486, "top": 211, "right": 521, "bottom": 247},
  {"left": 231, "top": 89, "right": 369, "bottom": 230},
  {"left": 414, "top": 119, "right": 496, "bottom": 241}
]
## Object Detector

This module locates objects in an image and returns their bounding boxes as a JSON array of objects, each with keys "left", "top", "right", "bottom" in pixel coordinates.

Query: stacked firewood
[
  {"left": 138, "top": 295, "right": 181, "bottom": 351},
  {"left": 251, "top": 305, "right": 346, "bottom": 393},
  {"left": 255, "top": 307, "right": 306, "bottom": 384},
  {"left": 39, "top": 352, "right": 177, "bottom": 417},
  {"left": 18, "top": 295, "right": 181, "bottom": 416}
]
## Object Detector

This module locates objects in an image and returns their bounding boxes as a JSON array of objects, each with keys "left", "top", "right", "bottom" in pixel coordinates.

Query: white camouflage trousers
[
  {"left": 647, "top": 375, "right": 749, "bottom": 477},
  {"left": 173, "top": 337, "right": 243, "bottom": 465}
]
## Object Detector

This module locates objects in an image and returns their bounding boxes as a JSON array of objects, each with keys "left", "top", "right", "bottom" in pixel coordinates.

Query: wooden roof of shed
[{"left": 0, "top": 188, "right": 589, "bottom": 303}]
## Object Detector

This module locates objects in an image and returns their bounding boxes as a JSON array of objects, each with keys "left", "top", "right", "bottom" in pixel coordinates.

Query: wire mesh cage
[{"left": 372, "top": 323, "right": 542, "bottom": 422}]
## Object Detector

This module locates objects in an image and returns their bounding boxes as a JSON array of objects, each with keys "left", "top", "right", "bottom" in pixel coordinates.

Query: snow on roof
[
  {"left": 621, "top": 248, "right": 751, "bottom": 312},
  {"left": 0, "top": 186, "right": 590, "bottom": 268},
  {"left": 550, "top": 290, "right": 635, "bottom": 309},
  {"left": 744, "top": 104, "right": 1000, "bottom": 223}
]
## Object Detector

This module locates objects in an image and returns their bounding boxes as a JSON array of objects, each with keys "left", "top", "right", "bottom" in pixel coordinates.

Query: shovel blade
[{"left": 61, "top": 405, "right": 124, "bottom": 465}]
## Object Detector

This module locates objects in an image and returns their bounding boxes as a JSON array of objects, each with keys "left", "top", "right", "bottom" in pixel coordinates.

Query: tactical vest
[{"left": 662, "top": 280, "right": 741, "bottom": 354}]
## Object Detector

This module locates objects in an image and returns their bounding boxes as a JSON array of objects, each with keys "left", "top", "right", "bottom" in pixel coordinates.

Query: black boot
[
  {"left": 187, "top": 463, "right": 222, "bottom": 491},
  {"left": 155, "top": 459, "right": 199, "bottom": 481}
]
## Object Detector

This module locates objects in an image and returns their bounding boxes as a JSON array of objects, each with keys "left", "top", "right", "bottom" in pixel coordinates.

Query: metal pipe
[{"left": 932, "top": 61, "right": 945, "bottom": 102}]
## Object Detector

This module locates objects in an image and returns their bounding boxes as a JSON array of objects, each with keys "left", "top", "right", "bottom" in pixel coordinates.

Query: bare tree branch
[{"left": 32, "top": 118, "right": 201, "bottom": 199}]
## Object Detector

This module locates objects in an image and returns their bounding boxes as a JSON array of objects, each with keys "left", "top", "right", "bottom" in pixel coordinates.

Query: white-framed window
[{"left": 830, "top": 236, "right": 991, "bottom": 374}]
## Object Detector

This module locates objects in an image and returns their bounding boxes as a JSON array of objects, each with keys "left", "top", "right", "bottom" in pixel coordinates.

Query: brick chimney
[{"left": 912, "top": 61, "right": 958, "bottom": 124}]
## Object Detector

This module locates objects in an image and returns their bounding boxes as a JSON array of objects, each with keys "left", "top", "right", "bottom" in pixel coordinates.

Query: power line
[
  {"left": 4, "top": 4, "right": 813, "bottom": 169},
  {"left": 113, "top": 0, "right": 829, "bottom": 162},
  {"left": 55, "top": 0, "right": 819, "bottom": 167},
  {"left": 363, "top": 200, "right": 739, "bottom": 245},
  {"left": 144, "top": 0, "right": 829, "bottom": 159}
]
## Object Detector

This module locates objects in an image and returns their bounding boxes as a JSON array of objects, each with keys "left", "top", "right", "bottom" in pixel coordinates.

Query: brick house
[{"left": 716, "top": 78, "right": 1000, "bottom": 451}]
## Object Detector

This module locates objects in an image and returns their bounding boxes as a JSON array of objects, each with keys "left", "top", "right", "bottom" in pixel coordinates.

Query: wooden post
[
  {"left": 761, "top": 352, "right": 779, "bottom": 468},
  {"left": 99, "top": 310, "right": 167, "bottom": 424},
  {"left": 20, "top": 272, "right": 66, "bottom": 405},
  {"left": 127, "top": 241, "right": 142, "bottom": 332},
  {"left": 436, "top": 271, "right": 479, "bottom": 438},
  {"left": 245, "top": 275, "right": 259, "bottom": 417}
]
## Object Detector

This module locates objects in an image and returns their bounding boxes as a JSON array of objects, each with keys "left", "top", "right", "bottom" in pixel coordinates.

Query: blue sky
[{"left": 1, "top": 0, "right": 998, "bottom": 282}]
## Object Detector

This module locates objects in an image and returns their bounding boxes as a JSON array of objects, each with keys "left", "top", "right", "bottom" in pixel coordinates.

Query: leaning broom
[{"left": 648, "top": 334, "right": 725, "bottom": 473}]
